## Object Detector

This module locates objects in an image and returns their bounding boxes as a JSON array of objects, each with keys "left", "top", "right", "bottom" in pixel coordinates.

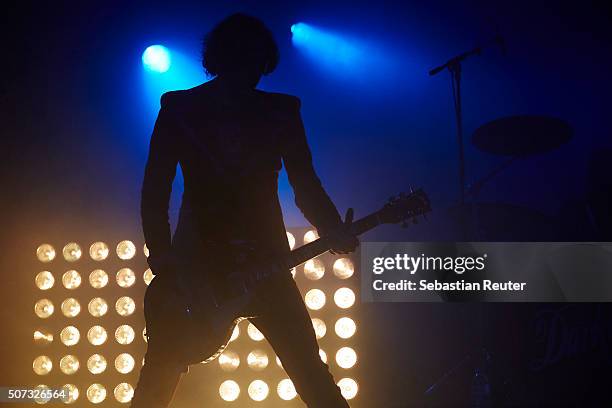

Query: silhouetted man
[{"left": 132, "top": 13, "right": 358, "bottom": 408}]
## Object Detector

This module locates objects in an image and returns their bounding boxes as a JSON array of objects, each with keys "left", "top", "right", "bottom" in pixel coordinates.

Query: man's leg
[
  {"left": 131, "top": 274, "right": 189, "bottom": 408},
  {"left": 130, "top": 354, "right": 184, "bottom": 408},
  {"left": 250, "top": 274, "right": 350, "bottom": 407}
]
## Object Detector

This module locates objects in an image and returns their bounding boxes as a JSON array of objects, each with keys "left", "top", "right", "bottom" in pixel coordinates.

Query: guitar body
[
  {"left": 143, "top": 188, "right": 431, "bottom": 367},
  {"left": 143, "top": 272, "right": 244, "bottom": 366}
]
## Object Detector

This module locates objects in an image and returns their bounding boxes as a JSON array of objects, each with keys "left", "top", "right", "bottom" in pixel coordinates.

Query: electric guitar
[{"left": 144, "top": 189, "right": 431, "bottom": 366}]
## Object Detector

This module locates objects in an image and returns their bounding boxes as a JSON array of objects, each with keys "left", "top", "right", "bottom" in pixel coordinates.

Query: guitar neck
[{"left": 283, "top": 211, "right": 381, "bottom": 270}]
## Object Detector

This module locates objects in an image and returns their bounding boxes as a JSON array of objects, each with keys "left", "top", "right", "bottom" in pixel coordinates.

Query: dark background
[{"left": 1, "top": 0, "right": 611, "bottom": 406}]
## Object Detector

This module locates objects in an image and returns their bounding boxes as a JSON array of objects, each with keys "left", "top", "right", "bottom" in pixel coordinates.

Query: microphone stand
[
  {"left": 429, "top": 34, "right": 504, "bottom": 206},
  {"left": 429, "top": 45, "right": 483, "bottom": 206}
]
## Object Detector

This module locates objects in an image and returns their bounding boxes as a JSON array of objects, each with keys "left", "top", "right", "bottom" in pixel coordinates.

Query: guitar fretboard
[{"left": 282, "top": 211, "right": 381, "bottom": 270}]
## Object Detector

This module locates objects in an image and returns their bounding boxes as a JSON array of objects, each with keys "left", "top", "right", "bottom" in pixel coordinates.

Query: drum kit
[
  {"left": 452, "top": 114, "right": 573, "bottom": 241},
  {"left": 429, "top": 36, "right": 574, "bottom": 241}
]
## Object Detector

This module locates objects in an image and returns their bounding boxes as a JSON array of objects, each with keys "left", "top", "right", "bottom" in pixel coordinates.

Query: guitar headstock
[{"left": 377, "top": 188, "right": 431, "bottom": 226}]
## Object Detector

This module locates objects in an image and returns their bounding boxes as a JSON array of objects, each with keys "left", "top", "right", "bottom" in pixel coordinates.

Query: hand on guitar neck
[{"left": 325, "top": 208, "right": 360, "bottom": 254}]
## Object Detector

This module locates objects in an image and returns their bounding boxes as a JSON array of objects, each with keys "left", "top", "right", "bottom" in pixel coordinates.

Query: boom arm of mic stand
[{"left": 428, "top": 46, "right": 482, "bottom": 76}]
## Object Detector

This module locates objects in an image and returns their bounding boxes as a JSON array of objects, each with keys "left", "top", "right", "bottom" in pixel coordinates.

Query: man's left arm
[{"left": 281, "top": 96, "right": 358, "bottom": 253}]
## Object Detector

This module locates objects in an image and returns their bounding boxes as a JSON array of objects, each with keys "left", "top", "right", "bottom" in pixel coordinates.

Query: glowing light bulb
[
  {"left": 218, "top": 350, "right": 240, "bottom": 372},
  {"left": 35, "top": 271, "right": 54, "bottom": 290},
  {"left": 304, "top": 259, "right": 325, "bottom": 280},
  {"left": 36, "top": 244, "right": 55, "bottom": 262},
  {"left": 248, "top": 380, "right": 269, "bottom": 401},
  {"left": 86, "top": 384, "right": 106, "bottom": 403},
  {"left": 305, "top": 289, "right": 326, "bottom": 310},
  {"left": 89, "top": 242, "right": 109, "bottom": 261},
  {"left": 62, "top": 243, "right": 82, "bottom": 262},
  {"left": 333, "top": 258, "right": 354, "bottom": 279},
  {"left": 89, "top": 269, "right": 108, "bottom": 288},
  {"left": 219, "top": 380, "right": 240, "bottom": 402},
  {"left": 335, "top": 317, "right": 356, "bottom": 339},
  {"left": 33, "top": 355, "right": 52, "bottom": 375}
]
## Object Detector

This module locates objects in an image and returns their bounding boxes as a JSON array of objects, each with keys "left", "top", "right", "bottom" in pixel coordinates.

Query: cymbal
[{"left": 472, "top": 115, "right": 573, "bottom": 156}]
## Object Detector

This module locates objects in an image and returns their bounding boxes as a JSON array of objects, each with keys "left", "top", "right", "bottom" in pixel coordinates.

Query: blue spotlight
[
  {"left": 142, "top": 45, "right": 172, "bottom": 73},
  {"left": 291, "top": 23, "right": 361, "bottom": 70}
]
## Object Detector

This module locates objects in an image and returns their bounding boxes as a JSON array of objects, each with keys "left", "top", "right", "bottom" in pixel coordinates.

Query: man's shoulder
[
  {"left": 160, "top": 83, "right": 210, "bottom": 107},
  {"left": 256, "top": 90, "right": 301, "bottom": 111}
]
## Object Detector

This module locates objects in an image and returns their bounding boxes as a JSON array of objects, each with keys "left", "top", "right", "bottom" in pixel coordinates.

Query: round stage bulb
[
  {"left": 143, "top": 268, "right": 154, "bottom": 285},
  {"left": 116, "top": 240, "right": 136, "bottom": 260},
  {"left": 115, "top": 325, "right": 135, "bottom": 345},
  {"left": 115, "top": 296, "right": 135, "bottom": 316},
  {"left": 33, "top": 385, "right": 52, "bottom": 404},
  {"left": 87, "top": 325, "right": 107, "bottom": 345},
  {"left": 304, "top": 259, "right": 325, "bottom": 280},
  {"left": 62, "top": 270, "right": 81, "bottom": 289},
  {"left": 248, "top": 380, "right": 269, "bottom": 402},
  {"left": 218, "top": 350, "right": 240, "bottom": 372},
  {"left": 33, "top": 355, "right": 52, "bottom": 375},
  {"left": 303, "top": 229, "right": 318, "bottom": 244},
  {"left": 333, "top": 258, "right": 354, "bottom": 279},
  {"left": 60, "top": 355, "right": 79, "bottom": 375},
  {"left": 116, "top": 268, "right": 136, "bottom": 287},
  {"left": 114, "top": 383, "right": 134, "bottom": 403},
  {"left": 87, "top": 383, "right": 106, "bottom": 404},
  {"left": 60, "top": 326, "right": 80, "bottom": 346},
  {"left": 89, "top": 242, "right": 109, "bottom": 261},
  {"left": 319, "top": 349, "right": 328, "bottom": 363},
  {"left": 337, "top": 378, "right": 358, "bottom": 400},
  {"left": 87, "top": 354, "right": 107, "bottom": 374},
  {"left": 142, "top": 45, "right": 171, "bottom": 73},
  {"left": 143, "top": 243, "right": 150, "bottom": 257},
  {"left": 34, "top": 299, "right": 54, "bottom": 318},
  {"left": 36, "top": 244, "right": 56, "bottom": 262},
  {"left": 247, "top": 349, "right": 269, "bottom": 371},
  {"left": 334, "top": 287, "right": 355, "bottom": 309},
  {"left": 305, "top": 289, "right": 326, "bottom": 310},
  {"left": 286, "top": 232, "right": 296, "bottom": 249},
  {"left": 219, "top": 380, "right": 240, "bottom": 402},
  {"left": 335, "top": 317, "right": 357, "bottom": 339},
  {"left": 88, "top": 297, "right": 108, "bottom": 317},
  {"left": 63, "top": 384, "right": 79, "bottom": 404},
  {"left": 61, "top": 298, "right": 81, "bottom": 317},
  {"left": 89, "top": 269, "right": 108, "bottom": 289},
  {"left": 115, "top": 353, "right": 135, "bottom": 374},
  {"left": 35, "top": 271, "right": 54, "bottom": 290},
  {"left": 247, "top": 323, "right": 264, "bottom": 341},
  {"left": 277, "top": 379, "right": 297, "bottom": 401},
  {"left": 312, "top": 318, "right": 327, "bottom": 339},
  {"left": 34, "top": 329, "right": 53, "bottom": 344},
  {"left": 336, "top": 347, "right": 357, "bottom": 369},
  {"left": 62, "top": 243, "right": 82, "bottom": 262}
]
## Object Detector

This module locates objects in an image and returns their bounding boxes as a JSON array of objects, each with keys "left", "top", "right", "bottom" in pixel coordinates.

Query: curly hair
[{"left": 202, "top": 13, "right": 279, "bottom": 77}]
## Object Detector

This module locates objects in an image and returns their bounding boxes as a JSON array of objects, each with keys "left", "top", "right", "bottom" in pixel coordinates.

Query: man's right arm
[{"left": 141, "top": 93, "right": 180, "bottom": 273}]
